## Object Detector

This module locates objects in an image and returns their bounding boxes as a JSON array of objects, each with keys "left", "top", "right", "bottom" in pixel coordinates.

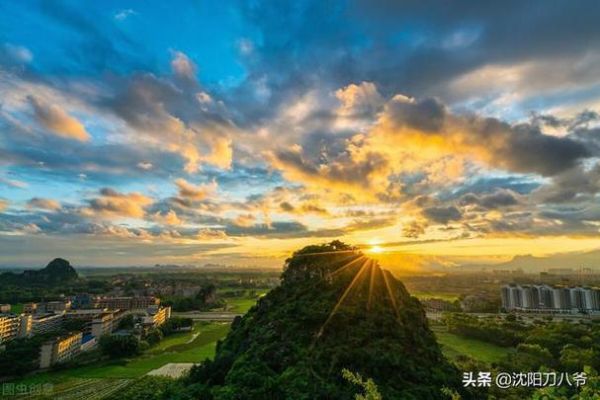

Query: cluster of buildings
[
  {"left": 0, "top": 295, "right": 171, "bottom": 369},
  {"left": 501, "top": 284, "right": 600, "bottom": 313}
]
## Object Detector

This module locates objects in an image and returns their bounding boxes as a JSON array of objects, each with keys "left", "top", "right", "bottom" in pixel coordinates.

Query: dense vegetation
[
  {"left": 159, "top": 317, "right": 193, "bottom": 335},
  {"left": 162, "top": 284, "right": 224, "bottom": 311},
  {"left": 99, "top": 334, "right": 144, "bottom": 358},
  {"left": 2, "top": 258, "right": 78, "bottom": 284},
  {"left": 440, "top": 313, "right": 600, "bottom": 398},
  {"left": 0, "top": 258, "right": 111, "bottom": 303},
  {"left": 0, "top": 335, "right": 49, "bottom": 376},
  {"left": 98, "top": 317, "right": 194, "bottom": 358},
  {"left": 442, "top": 313, "right": 527, "bottom": 347},
  {"left": 171, "top": 241, "right": 469, "bottom": 399},
  {"left": 0, "top": 324, "right": 94, "bottom": 378}
]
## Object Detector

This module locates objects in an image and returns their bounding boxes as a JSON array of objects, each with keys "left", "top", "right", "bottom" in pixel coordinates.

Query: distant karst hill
[
  {"left": 178, "top": 241, "right": 470, "bottom": 400},
  {"left": 1, "top": 258, "right": 78, "bottom": 285}
]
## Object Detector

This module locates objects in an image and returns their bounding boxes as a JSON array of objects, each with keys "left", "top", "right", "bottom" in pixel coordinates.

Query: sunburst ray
[
  {"left": 381, "top": 269, "right": 400, "bottom": 318},
  {"left": 316, "top": 257, "right": 370, "bottom": 338},
  {"left": 328, "top": 254, "right": 366, "bottom": 278},
  {"left": 367, "top": 259, "right": 377, "bottom": 312}
]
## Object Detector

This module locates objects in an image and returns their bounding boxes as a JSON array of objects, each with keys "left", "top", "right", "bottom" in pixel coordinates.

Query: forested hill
[
  {"left": 179, "top": 241, "right": 470, "bottom": 399},
  {"left": 0, "top": 258, "right": 78, "bottom": 285}
]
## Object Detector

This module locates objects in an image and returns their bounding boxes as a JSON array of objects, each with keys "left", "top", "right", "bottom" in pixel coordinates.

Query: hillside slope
[
  {"left": 1, "top": 257, "right": 78, "bottom": 285},
  {"left": 181, "top": 241, "right": 468, "bottom": 399}
]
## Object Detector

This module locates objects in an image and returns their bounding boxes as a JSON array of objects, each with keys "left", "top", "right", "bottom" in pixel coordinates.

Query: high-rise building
[
  {"left": 501, "top": 284, "right": 600, "bottom": 312},
  {"left": 569, "top": 287, "right": 586, "bottom": 310},
  {"left": 552, "top": 287, "right": 571, "bottom": 310},
  {"left": 538, "top": 285, "right": 555, "bottom": 309},
  {"left": 522, "top": 286, "right": 539, "bottom": 309},
  {"left": 509, "top": 285, "right": 523, "bottom": 309},
  {"left": 584, "top": 288, "right": 600, "bottom": 310},
  {"left": 501, "top": 286, "right": 511, "bottom": 310}
]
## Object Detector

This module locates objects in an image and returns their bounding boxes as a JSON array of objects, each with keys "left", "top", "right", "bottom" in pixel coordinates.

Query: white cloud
[{"left": 114, "top": 9, "right": 136, "bottom": 21}]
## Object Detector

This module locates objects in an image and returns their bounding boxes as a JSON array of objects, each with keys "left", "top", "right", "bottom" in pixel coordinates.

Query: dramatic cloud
[
  {"left": 237, "top": 0, "right": 600, "bottom": 114},
  {"left": 27, "top": 197, "right": 62, "bottom": 211},
  {"left": 105, "top": 52, "right": 235, "bottom": 172},
  {"left": 266, "top": 91, "right": 592, "bottom": 205},
  {"left": 151, "top": 210, "right": 182, "bottom": 226},
  {"left": 459, "top": 190, "right": 520, "bottom": 210},
  {"left": 175, "top": 179, "right": 217, "bottom": 201},
  {"left": 335, "top": 81, "right": 384, "bottom": 120},
  {"left": 28, "top": 96, "right": 90, "bottom": 141},
  {"left": 372, "top": 95, "right": 590, "bottom": 177},
  {"left": 422, "top": 206, "right": 462, "bottom": 225},
  {"left": 532, "top": 163, "right": 600, "bottom": 204},
  {"left": 1, "top": 1, "right": 600, "bottom": 265},
  {"left": 86, "top": 188, "right": 153, "bottom": 219}
]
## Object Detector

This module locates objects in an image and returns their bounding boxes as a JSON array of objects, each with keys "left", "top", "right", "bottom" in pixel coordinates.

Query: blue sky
[{"left": 1, "top": 1, "right": 600, "bottom": 267}]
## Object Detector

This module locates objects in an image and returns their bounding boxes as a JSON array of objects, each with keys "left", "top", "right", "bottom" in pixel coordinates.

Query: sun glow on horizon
[{"left": 369, "top": 245, "right": 384, "bottom": 254}]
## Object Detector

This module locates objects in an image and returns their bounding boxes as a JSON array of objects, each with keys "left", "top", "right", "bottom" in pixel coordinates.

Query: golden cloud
[
  {"left": 175, "top": 178, "right": 217, "bottom": 201},
  {"left": 26, "top": 197, "right": 61, "bottom": 211},
  {"left": 28, "top": 95, "right": 90, "bottom": 141},
  {"left": 152, "top": 209, "right": 182, "bottom": 226},
  {"left": 86, "top": 188, "right": 153, "bottom": 219}
]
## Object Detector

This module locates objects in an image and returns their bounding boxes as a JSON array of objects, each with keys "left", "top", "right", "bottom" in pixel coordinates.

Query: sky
[{"left": 1, "top": 1, "right": 600, "bottom": 269}]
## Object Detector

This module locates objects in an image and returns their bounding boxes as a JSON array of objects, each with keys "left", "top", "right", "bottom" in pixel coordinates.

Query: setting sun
[{"left": 369, "top": 245, "right": 384, "bottom": 254}]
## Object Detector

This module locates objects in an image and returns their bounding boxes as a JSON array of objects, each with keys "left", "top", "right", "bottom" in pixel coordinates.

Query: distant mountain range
[
  {"left": 460, "top": 248, "right": 600, "bottom": 273},
  {"left": 0, "top": 258, "right": 78, "bottom": 285}
]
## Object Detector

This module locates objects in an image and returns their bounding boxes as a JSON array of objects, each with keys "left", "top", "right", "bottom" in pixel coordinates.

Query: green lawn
[
  {"left": 15, "top": 322, "right": 231, "bottom": 385},
  {"left": 434, "top": 329, "right": 513, "bottom": 364},
  {"left": 224, "top": 290, "right": 268, "bottom": 313},
  {"left": 412, "top": 291, "right": 460, "bottom": 302},
  {"left": 149, "top": 322, "right": 202, "bottom": 352},
  {"left": 225, "top": 297, "right": 260, "bottom": 313}
]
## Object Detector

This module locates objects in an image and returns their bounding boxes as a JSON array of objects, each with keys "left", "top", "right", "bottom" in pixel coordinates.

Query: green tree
[
  {"left": 99, "top": 334, "right": 141, "bottom": 358},
  {"left": 146, "top": 328, "right": 164, "bottom": 345},
  {"left": 342, "top": 369, "right": 382, "bottom": 400}
]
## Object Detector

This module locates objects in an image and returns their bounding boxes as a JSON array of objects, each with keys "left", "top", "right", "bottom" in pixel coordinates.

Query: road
[
  {"left": 172, "top": 311, "right": 242, "bottom": 321},
  {"left": 426, "top": 311, "right": 600, "bottom": 323}
]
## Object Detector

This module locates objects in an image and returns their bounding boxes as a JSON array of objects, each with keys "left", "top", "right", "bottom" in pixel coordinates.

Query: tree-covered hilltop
[
  {"left": 178, "top": 241, "right": 470, "bottom": 399},
  {"left": 1, "top": 257, "right": 78, "bottom": 285},
  {"left": 0, "top": 258, "right": 88, "bottom": 304}
]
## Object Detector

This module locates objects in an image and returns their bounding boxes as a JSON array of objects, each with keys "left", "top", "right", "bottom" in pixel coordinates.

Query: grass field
[
  {"left": 412, "top": 291, "right": 460, "bottom": 302},
  {"left": 433, "top": 327, "right": 514, "bottom": 364},
  {"left": 224, "top": 290, "right": 268, "bottom": 313},
  {"left": 16, "top": 322, "right": 231, "bottom": 387},
  {"left": 225, "top": 297, "right": 260, "bottom": 313}
]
